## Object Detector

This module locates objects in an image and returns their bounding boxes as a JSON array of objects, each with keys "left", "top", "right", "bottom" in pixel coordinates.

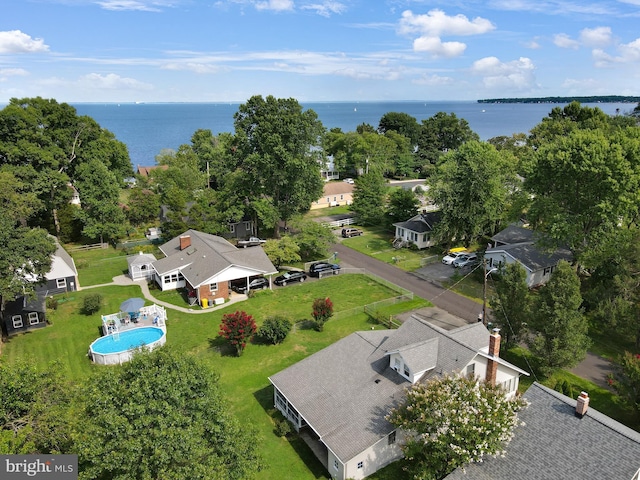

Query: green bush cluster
[
  {"left": 258, "top": 316, "right": 292, "bottom": 344},
  {"left": 81, "top": 293, "right": 103, "bottom": 315}
]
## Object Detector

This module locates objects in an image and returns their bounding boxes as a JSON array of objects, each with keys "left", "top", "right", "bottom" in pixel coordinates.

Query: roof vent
[{"left": 374, "top": 379, "right": 381, "bottom": 384}]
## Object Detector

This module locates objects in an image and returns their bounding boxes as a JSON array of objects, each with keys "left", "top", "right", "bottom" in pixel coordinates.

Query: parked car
[
  {"left": 232, "top": 277, "right": 269, "bottom": 293},
  {"left": 237, "top": 237, "right": 267, "bottom": 248},
  {"left": 453, "top": 253, "right": 479, "bottom": 268},
  {"left": 309, "top": 262, "right": 341, "bottom": 277},
  {"left": 442, "top": 251, "right": 468, "bottom": 265},
  {"left": 274, "top": 271, "right": 307, "bottom": 286},
  {"left": 341, "top": 228, "right": 363, "bottom": 238},
  {"left": 343, "top": 178, "right": 354, "bottom": 184}
]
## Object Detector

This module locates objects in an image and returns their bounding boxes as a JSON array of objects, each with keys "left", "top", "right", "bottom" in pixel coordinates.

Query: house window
[
  {"left": 245, "top": 222, "right": 251, "bottom": 230},
  {"left": 403, "top": 365, "right": 410, "bottom": 377},
  {"left": 28, "top": 312, "right": 39, "bottom": 325},
  {"left": 56, "top": 278, "right": 67, "bottom": 289},
  {"left": 393, "top": 358, "right": 401, "bottom": 371},
  {"left": 501, "top": 377, "right": 516, "bottom": 393},
  {"left": 388, "top": 431, "right": 396, "bottom": 445},
  {"left": 466, "top": 363, "right": 475, "bottom": 378},
  {"left": 12, "top": 315, "right": 23, "bottom": 328},
  {"left": 230, "top": 224, "right": 235, "bottom": 233},
  {"left": 326, "top": 197, "right": 330, "bottom": 203},
  {"left": 543, "top": 267, "right": 551, "bottom": 276},
  {"left": 357, "top": 461, "right": 363, "bottom": 469},
  {"left": 340, "top": 194, "right": 344, "bottom": 200},
  {"left": 210, "top": 283, "right": 218, "bottom": 292},
  {"left": 334, "top": 460, "right": 339, "bottom": 470},
  {"left": 423, "top": 234, "right": 428, "bottom": 242}
]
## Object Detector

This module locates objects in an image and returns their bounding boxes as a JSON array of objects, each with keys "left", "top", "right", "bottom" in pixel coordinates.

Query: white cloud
[
  {"left": 77, "top": 73, "right": 153, "bottom": 90},
  {"left": 301, "top": 1, "right": 346, "bottom": 17},
  {"left": 255, "top": 0, "right": 294, "bottom": 11},
  {"left": 413, "top": 37, "right": 466, "bottom": 58},
  {"left": 524, "top": 40, "right": 541, "bottom": 49},
  {"left": 399, "top": 10, "right": 495, "bottom": 58},
  {"left": 470, "top": 56, "right": 537, "bottom": 90},
  {"left": 592, "top": 37, "right": 640, "bottom": 66},
  {"left": 0, "top": 30, "right": 49, "bottom": 54},
  {"left": 0, "top": 68, "right": 28, "bottom": 77},
  {"left": 399, "top": 9, "right": 495, "bottom": 37},
  {"left": 412, "top": 73, "right": 455, "bottom": 86},
  {"left": 96, "top": 0, "right": 172, "bottom": 12},
  {"left": 161, "top": 62, "right": 226, "bottom": 73},
  {"left": 579, "top": 26, "right": 612, "bottom": 47},
  {"left": 553, "top": 33, "right": 580, "bottom": 49}
]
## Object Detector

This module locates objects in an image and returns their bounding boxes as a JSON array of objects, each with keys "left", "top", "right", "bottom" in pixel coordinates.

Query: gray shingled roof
[
  {"left": 491, "top": 225, "right": 536, "bottom": 245},
  {"left": 487, "top": 242, "right": 573, "bottom": 272},
  {"left": 445, "top": 382, "right": 640, "bottom": 480},
  {"left": 269, "top": 316, "right": 510, "bottom": 464},
  {"left": 153, "top": 229, "right": 276, "bottom": 285},
  {"left": 393, "top": 211, "right": 442, "bottom": 234},
  {"left": 392, "top": 338, "right": 439, "bottom": 374},
  {"left": 127, "top": 253, "right": 157, "bottom": 268}
]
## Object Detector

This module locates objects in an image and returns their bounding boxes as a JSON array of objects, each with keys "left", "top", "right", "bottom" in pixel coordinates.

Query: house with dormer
[
  {"left": 269, "top": 312, "right": 527, "bottom": 480},
  {"left": 392, "top": 210, "right": 442, "bottom": 249},
  {"left": 151, "top": 229, "right": 277, "bottom": 307}
]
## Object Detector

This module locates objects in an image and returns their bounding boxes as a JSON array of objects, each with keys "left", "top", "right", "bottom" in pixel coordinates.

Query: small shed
[{"left": 127, "top": 252, "right": 157, "bottom": 280}]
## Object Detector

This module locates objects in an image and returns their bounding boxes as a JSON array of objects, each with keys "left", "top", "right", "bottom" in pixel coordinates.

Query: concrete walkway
[{"left": 81, "top": 275, "right": 248, "bottom": 314}]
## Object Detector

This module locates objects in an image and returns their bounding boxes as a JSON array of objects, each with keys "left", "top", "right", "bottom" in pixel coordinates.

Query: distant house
[
  {"left": 269, "top": 312, "right": 527, "bottom": 480},
  {"left": 136, "top": 164, "right": 169, "bottom": 177},
  {"left": 151, "top": 230, "right": 277, "bottom": 306},
  {"left": 1, "top": 237, "right": 78, "bottom": 336},
  {"left": 445, "top": 382, "right": 640, "bottom": 480},
  {"left": 393, "top": 210, "right": 442, "bottom": 249},
  {"left": 68, "top": 183, "right": 81, "bottom": 206},
  {"left": 484, "top": 226, "right": 572, "bottom": 287},
  {"left": 320, "top": 155, "right": 340, "bottom": 182},
  {"left": 228, "top": 219, "right": 256, "bottom": 240},
  {"left": 312, "top": 182, "right": 354, "bottom": 210}
]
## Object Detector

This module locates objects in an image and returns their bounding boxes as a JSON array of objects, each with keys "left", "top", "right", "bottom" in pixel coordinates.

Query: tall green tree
[
  {"left": 126, "top": 187, "right": 160, "bottom": 226},
  {"left": 262, "top": 236, "right": 301, "bottom": 268},
  {"left": 386, "top": 188, "right": 419, "bottom": 228},
  {"left": 233, "top": 95, "right": 325, "bottom": 236},
  {"left": 351, "top": 172, "right": 386, "bottom": 226},
  {"left": 430, "top": 141, "right": 517, "bottom": 246},
  {"left": 378, "top": 111, "right": 421, "bottom": 145},
  {"left": 416, "top": 112, "right": 480, "bottom": 173},
  {"left": 528, "top": 261, "right": 590, "bottom": 375},
  {"left": 74, "top": 159, "right": 127, "bottom": 244},
  {"left": 388, "top": 374, "right": 527, "bottom": 480},
  {"left": 0, "top": 97, "right": 132, "bottom": 233},
  {"left": 525, "top": 127, "right": 640, "bottom": 265},
  {"left": 74, "top": 347, "right": 262, "bottom": 480},
  {"left": 288, "top": 217, "right": 335, "bottom": 261},
  {"left": 490, "top": 262, "right": 531, "bottom": 348}
]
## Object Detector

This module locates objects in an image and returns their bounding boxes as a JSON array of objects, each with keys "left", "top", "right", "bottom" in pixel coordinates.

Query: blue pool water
[{"left": 91, "top": 327, "right": 164, "bottom": 354}]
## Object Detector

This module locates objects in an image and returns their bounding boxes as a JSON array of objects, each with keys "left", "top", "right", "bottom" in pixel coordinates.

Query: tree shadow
[
  {"left": 295, "top": 319, "right": 317, "bottom": 331},
  {"left": 207, "top": 336, "right": 237, "bottom": 357}
]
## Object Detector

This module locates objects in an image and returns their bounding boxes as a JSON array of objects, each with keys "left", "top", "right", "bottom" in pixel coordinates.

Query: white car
[
  {"left": 442, "top": 251, "right": 467, "bottom": 265},
  {"left": 343, "top": 178, "right": 354, "bottom": 184}
]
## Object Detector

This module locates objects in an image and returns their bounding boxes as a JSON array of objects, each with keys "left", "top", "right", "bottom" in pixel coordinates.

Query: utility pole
[{"left": 482, "top": 258, "right": 488, "bottom": 326}]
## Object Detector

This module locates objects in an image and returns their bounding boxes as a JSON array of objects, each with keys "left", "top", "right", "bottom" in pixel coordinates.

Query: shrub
[
  {"left": 311, "top": 297, "right": 334, "bottom": 332},
  {"left": 218, "top": 310, "right": 257, "bottom": 356},
  {"left": 274, "top": 418, "right": 292, "bottom": 437},
  {"left": 46, "top": 296, "right": 58, "bottom": 310},
  {"left": 82, "top": 293, "right": 103, "bottom": 315},
  {"left": 258, "top": 316, "right": 292, "bottom": 344}
]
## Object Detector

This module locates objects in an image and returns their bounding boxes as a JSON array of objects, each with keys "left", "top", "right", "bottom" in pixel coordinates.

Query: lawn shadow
[
  {"left": 207, "top": 336, "right": 237, "bottom": 357},
  {"left": 252, "top": 385, "right": 329, "bottom": 479},
  {"left": 295, "top": 319, "right": 317, "bottom": 331}
]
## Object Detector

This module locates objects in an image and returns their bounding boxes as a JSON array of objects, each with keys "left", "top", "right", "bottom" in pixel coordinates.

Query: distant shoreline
[{"left": 478, "top": 96, "right": 640, "bottom": 104}]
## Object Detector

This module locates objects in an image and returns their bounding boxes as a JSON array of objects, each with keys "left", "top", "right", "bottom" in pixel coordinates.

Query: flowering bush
[
  {"left": 387, "top": 375, "right": 528, "bottom": 479},
  {"left": 218, "top": 310, "right": 257, "bottom": 356},
  {"left": 311, "top": 297, "right": 333, "bottom": 331}
]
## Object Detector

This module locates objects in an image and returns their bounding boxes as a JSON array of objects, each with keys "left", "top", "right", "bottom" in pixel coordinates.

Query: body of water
[{"left": 72, "top": 101, "right": 635, "bottom": 168}]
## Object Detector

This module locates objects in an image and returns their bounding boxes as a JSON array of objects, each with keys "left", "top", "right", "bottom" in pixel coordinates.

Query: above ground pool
[{"left": 89, "top": 326, "right": 166, "bottom": 365}]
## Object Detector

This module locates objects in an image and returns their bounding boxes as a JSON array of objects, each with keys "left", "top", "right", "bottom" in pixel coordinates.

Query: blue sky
[{"left": 2, "top": 0, "right": 640, "bottom": 103}]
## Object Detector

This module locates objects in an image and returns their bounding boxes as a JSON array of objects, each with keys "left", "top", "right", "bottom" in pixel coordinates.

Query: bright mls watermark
[{"left": 1, "top": 455, "right": 77, "bottom": 479}]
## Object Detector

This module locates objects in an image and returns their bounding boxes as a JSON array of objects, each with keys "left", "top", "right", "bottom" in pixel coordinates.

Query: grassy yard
[
  {"left": 2, "top": 274, "right": 422, "bottom": 480},
  {"left": 70, "top": 246, "right": 130, "bottom": 286}
]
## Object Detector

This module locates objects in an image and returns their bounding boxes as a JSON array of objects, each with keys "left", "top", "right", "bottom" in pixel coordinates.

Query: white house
[
  {"left": 392, "top": 211, "right": 441, "bottom": 249},
  {"left": 484, "top": 226, "right": 572, "bottom": 288},
  {"left": 269, "top": 312, "right": 527, "bottom": 480}
]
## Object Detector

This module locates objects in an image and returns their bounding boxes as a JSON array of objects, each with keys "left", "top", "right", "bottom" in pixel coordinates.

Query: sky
[{"left": 1, "top": 0, "right": 640, "bottom": 103}]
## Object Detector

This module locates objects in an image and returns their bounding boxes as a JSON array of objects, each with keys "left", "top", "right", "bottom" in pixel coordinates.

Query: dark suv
[
  {"left": 309, "top": 262, "right": 341, "bottom": 277},
  {"left": 232, "top": 277, "right": 269, "bottom": 293}
]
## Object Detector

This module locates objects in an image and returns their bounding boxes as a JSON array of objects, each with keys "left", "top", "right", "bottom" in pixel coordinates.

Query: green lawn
[
  {"left": 3, "top": 274, "right": 418, "bottom": 480},
  {"left": 70, "top": 246, "right": 130, "bottom": 286}
]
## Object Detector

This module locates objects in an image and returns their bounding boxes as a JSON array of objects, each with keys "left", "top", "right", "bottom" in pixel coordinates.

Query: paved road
[{"left": 333, "top": 243, "right": 483, "bottom": 323}]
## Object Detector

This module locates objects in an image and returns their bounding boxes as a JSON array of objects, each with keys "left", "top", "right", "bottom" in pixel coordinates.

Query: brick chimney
[
  {"left": 179, "top": 235, "right": 191, "bottom": 250},
  {"left": 485, "top": 328, "right": 501, "bottom": 386},
  {"left": 575, "top": 391, "right": 590, "bottom": 418}
]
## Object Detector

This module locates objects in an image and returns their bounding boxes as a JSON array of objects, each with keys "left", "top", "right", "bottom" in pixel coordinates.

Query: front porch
[{"left": 299, "top": 427, "right": 329, "bottom": 471}]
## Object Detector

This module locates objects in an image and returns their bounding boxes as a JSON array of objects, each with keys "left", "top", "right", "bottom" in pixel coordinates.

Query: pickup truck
[{"left": 237, "top": 237, "right": 267, "bottom": 248}]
